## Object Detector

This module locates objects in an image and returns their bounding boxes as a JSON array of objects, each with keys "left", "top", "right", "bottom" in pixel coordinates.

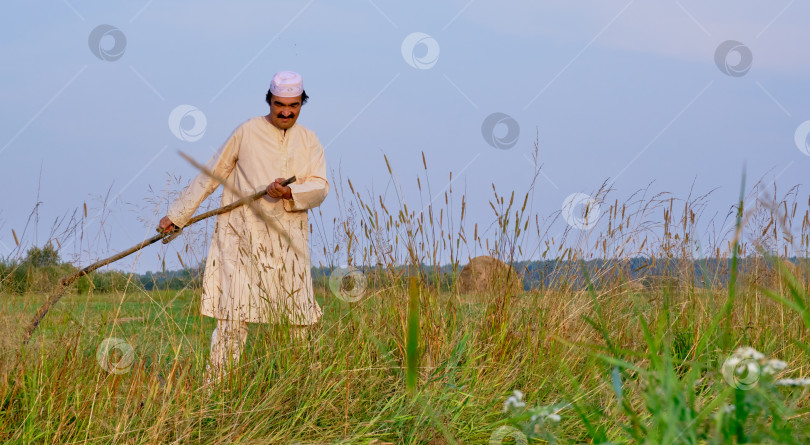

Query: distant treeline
[
  {"left": 0, "top": 244, "right": 204, "bottom": 294},
  {"left": 1, "top": 243, "right": 806, "bottom": 295},
  {"left": 513, "top": 256, "right": 807, "bottom": 290},
  {"left": 315, "top": 256, "right": 808, "bottom": 291}
]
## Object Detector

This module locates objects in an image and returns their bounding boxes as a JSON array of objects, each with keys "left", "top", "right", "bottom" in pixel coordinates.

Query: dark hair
[{"left": 265, "top": 89, "right": 309, "bottom": 107}]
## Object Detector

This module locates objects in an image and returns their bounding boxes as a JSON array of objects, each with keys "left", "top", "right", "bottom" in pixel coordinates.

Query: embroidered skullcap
[{"left": 269, "top": 71, "right": 303, "bottom": 97}]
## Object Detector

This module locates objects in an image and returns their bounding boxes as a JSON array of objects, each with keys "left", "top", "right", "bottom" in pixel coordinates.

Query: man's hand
[
  {"left": 266, "top": 178, "right": 293, "bottom": 200},
  {"left": 158, "top": 216, "right": 177, "bottom": 234}
]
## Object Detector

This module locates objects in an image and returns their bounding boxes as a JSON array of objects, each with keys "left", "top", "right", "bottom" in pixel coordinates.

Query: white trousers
[
  {"left": 204, "top": 319, "right": 310, "bottom": 385},
  {"left": 205, "top": 319, "right": 249, "bottom": 384}
]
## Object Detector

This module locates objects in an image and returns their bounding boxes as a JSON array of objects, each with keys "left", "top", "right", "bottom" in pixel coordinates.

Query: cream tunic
[{"left": 167, "top": 117, "right": 328, "bottom": 324}]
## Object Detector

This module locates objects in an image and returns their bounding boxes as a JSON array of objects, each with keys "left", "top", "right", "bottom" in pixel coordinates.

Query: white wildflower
[
  {"left": 723, "top": 356, "right": 759, "bottom": 379},
  {"left": 722, "top": 404, "right": 735, "bottom": 413},
  {"left": 775, "top": 378, "right": 810, "bottom": 387},
  {"left": 763, "top": 359, "right": 788, "bottom": 375},
  {"left": 529, "top": 410, "right": 561, "bottom": 424},
  {"left": 721, "top": 350, "right": 761, "bottom": 390},
  {"left": 503, "top": 390, "right": 526, "bottom": 413},
  {"left": 724, "top": 356, "right": 741, "bottom": 370},
  {"left": 734, "top": 347, "right": 765, "bottom": 360},
  {"left": 737, "top": 360, "right": 759, "bottom": 377}
]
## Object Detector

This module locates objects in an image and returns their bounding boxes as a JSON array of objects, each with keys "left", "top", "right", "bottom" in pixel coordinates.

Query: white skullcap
[{"left": 269, "top": 71, "right": 303, "bottom": 97}]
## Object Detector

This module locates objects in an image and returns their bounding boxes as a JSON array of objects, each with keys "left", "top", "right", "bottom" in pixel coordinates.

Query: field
[
  {"left": 1, "top": 257, "right": 809, "bottom": 443},
  {"left": 2, "top": 160, "right": 810, "bottom": 443}
]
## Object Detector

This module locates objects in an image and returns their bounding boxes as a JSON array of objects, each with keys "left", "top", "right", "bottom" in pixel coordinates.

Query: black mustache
[{"left": 277, "top": 113, "right": 295, "bottom": 119}]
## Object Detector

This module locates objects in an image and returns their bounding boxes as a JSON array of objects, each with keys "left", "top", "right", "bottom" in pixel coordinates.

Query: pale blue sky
[{"left": 1, "top": 1, "right": 808, "bottom": 272}]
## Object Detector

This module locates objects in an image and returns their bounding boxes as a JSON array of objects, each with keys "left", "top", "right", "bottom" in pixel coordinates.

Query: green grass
[
  {"left": 1, "top": 265, "right": 809, "bottom": 444},
  {"left": 3, "top": 158, "right": 809, "bottom": 443}
]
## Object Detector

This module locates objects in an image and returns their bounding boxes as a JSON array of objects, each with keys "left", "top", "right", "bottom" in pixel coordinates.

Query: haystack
[{"left": 456, "top": 255, "right": 523, "bottom": 295}]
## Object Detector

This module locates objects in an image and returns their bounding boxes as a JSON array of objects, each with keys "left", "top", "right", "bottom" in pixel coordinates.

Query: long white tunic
[{"left": 167, "top": 117, "right": 329, "bottom": 324}]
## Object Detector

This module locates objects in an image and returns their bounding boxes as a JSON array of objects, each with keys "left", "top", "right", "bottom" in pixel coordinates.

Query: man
[{"left": 157, "top": 71, "right": 329, "bottom": 384}]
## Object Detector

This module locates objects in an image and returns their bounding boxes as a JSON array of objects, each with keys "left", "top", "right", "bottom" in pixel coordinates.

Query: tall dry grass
[{"left": 0, "top": 143, "right": 808, "bottom": 443}]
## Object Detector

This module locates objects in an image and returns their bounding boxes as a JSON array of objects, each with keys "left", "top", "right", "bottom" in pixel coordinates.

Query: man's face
[{"left": 268, "top": 95, "right": 302, "bottom": 130}]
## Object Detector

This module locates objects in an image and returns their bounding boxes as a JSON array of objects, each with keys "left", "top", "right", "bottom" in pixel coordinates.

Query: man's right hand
[{"left": 158, "top": 216, "right": 177, "bottom": 234}]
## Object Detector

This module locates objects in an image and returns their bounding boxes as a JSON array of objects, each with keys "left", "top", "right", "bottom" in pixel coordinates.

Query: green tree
[{"left": 23, "top": 243, "right": 61, "bottom": 267}]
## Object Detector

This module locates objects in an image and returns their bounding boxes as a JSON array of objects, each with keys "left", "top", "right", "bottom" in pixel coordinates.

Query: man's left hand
[{"left": 266, "top": 178, "right": 292, "bottom": 199}]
